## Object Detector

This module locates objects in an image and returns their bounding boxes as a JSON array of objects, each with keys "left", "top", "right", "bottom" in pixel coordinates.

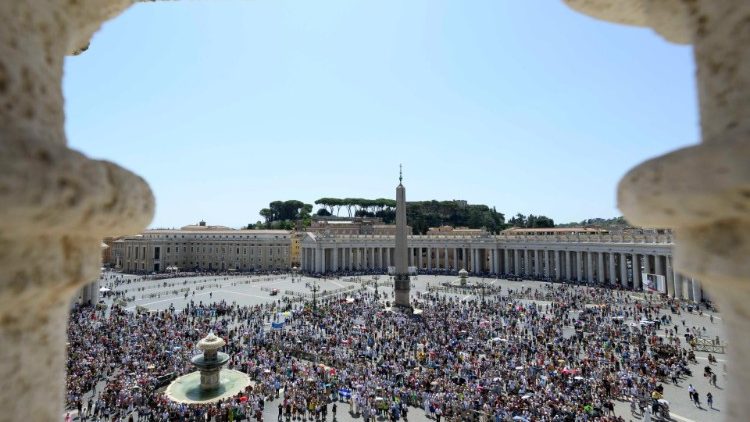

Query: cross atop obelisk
[{"left": 394, "top": 164, "right": 410, "bottom": 308}]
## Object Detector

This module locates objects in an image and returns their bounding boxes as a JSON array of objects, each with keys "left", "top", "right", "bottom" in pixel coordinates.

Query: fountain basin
[
  {"left": 164, "top": 369, "right": 253, "bottom": 404},
  {"left": 190, "top": 352, "right": 230, "bottom": 369}
]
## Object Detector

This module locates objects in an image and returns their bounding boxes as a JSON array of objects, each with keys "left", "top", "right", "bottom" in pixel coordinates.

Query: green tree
[{"left": 259, "top": 208, "right": 273, "bottom": 224}]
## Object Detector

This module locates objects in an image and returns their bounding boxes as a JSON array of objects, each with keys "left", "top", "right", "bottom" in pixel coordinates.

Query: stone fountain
[
  {"left": 191, "top": 332, "right": 229, "bottom": 391},
  {"left": 165, "top": 332, "right": 252, "bottom": 404}
]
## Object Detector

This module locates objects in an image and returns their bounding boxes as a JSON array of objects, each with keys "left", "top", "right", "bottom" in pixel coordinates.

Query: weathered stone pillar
[
  {"left": 620, "top": 253, "right": 629, "bottom": 288},
  {"left": 0, "top": 2, "right": 155, "bottom": 420},
  {"left": 565, "top": 1, "right": 750, "bottom": 418}
]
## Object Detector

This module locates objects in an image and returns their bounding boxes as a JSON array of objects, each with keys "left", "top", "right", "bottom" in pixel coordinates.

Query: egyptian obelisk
[{"left": 394, "top": 165, "right": 411, "bottom": 308}]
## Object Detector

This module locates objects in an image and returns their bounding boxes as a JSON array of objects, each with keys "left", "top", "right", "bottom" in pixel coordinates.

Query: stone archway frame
[
  {"left": 565, "top": 1, "right": 750, "bottom": 420},
  {"left": 0, "top": 1, "right": 162, "bottom": 420}
]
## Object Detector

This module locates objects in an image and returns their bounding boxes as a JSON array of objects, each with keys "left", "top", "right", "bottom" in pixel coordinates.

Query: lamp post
[{"left": 308, "top": 277, "right": 320, "bottom": 315}]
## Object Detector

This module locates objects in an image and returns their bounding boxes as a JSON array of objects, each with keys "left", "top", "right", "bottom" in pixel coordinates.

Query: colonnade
[
  {"left": 77, "top": 281, "right": 100, "bottom": 306},
  {"left": 301, "top": 241, "right": 704, "bottom": 302}
]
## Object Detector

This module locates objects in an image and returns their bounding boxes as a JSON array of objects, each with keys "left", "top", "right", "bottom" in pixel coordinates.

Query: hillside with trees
[
  {"left": 506, "top": 213, "right": 555, "bottom": 228},
  {"left": 556, "top": 216, "right": 633, "bottom": 229},
  {"left": 249, "top": 198, "right": 564, "bottom": 235},
  {"left": 247, "top": 200, "right": 313, "bottom": 230},
  {"left": 316, "top": 198, "right": 507, "bottom": 234}
]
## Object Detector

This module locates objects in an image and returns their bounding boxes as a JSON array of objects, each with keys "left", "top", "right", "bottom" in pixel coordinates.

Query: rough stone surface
[
  {"left": 0, "top": 1, "right": 153, "bottom": 421},
  {"left": 617, "top": 139, "right": 750, "bottom": 228},
  {"left": 564, "top": 0, "right": 691, "bottom": 44}
]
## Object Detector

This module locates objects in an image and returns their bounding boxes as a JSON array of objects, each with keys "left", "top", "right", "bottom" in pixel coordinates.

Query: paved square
[{"left": 76, "top": 273, "right": 729, "bottom": 422}]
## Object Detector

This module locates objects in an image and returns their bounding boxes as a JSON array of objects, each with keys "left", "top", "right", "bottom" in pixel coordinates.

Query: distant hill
[
  {"left": 556, "top": 216, "right": 634, "bottom": 229},
  {"left": 314, "top": 198, "right": 509, "bottom": 234}
]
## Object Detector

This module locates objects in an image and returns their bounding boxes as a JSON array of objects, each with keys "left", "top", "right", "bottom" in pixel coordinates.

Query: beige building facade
[
  {"left": 427, "top": 226, "right": 488, "bottom": 236},
  {"left": 308, "top": 217, "right": 410, "bottom": 236},
  {"left": 115, "top": 222, "right": 292, "bottom": 273}
]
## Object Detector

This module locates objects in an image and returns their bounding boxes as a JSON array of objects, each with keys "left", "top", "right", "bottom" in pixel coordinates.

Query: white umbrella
[{"left": 99, "top": 287, "right": 111, "bottom": 292}]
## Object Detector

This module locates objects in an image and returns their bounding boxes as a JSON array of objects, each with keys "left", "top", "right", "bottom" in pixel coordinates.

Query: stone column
[
  {"left": 674, "top": 272, "right": 683, "bottom": 299},
  {"left": 666, "top": 256, "right": 675, "bottom": 297},
  {"left": 453, "top": 248, "right": 458, "bottom": 271},
  {"left": 565, "top": 251, "right": 572, "bottom": 281},
  {"left": 632, "top": 255, "right": 641, "bottom": 290},
  {"left": 513, "top": 249, "right": 520, "bottom": 275},
  {"left": 608, "top": 253, "right": 617, "bottom": 285},
  {"left": 654, "top": 255, "right": 664, "bottom": 292},
  {"left": 491, "top": 249, "right": 497, "bottom": 274},
  {"left": 585, "top": 252, "right": 593, "bottom": 283},
  {"left": 0, "top": 2, "right": 158, "bottom": 416},
  {"left": 685, "top": 278, "right": 694, "bottom": 301},
  {"left": 620, "top": 253, "right": 628, "bottom": 288},
  {"left": 577, "top": 251, "right": 584, "bottom": 282},
  {"left": 692, "top": 279, "right": 703, "bottom": 303},
  {"left": 524, "top": 250, "right": 531, "bottom": 277},
  {"left": 643, "top": 254, "right": 652, "bottom": 276},
  {"left": 597, "top": 252, "right": 605, "bottom": 284},
  {"left": 504, "top": 249, "right": 510, "bottom": 274},
  {"left": 332, "top": 247, "right": 338, "bottom": 272},
  {"left": 370, "top": 247, "right": 374, "bottom": 270}
]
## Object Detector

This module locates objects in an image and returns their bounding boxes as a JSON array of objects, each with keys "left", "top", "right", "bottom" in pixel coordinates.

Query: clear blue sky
[{"left": 63, "top": 0, "right": 699, "bottom": 229}]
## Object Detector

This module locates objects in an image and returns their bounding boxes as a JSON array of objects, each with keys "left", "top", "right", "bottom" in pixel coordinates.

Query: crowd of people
[{"left": 65, "top": 276, "right": 719, "bottom": 422}]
